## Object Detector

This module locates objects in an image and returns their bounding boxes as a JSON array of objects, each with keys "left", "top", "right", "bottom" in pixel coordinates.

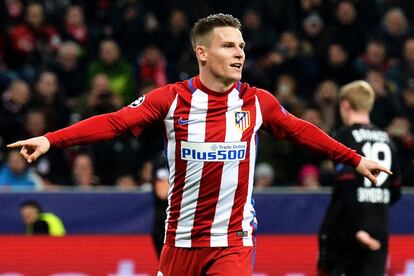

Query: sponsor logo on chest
[{"left": 181, "top": 141, "right": 247, "bottom": 162}]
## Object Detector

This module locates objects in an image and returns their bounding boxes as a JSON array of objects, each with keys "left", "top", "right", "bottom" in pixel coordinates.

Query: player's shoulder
[
  {"left": 240, "top": 82, "right": 277, "bottom": 101},
  {"left": 332, "top": 126, "right": 353, "bottom": 141}
]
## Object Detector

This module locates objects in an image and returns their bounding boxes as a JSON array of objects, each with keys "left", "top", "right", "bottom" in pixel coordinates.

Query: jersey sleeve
[
  {"left": 45, "top": 85, "right": 176, "bottom": 148},
  {"left": 256, "top": 88, "right": 361, "bottom": 167}
]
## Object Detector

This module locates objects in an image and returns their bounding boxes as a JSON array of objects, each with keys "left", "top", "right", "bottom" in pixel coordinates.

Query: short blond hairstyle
[{"left": 339, "top": 80, "right": 375, "bottom": 112}]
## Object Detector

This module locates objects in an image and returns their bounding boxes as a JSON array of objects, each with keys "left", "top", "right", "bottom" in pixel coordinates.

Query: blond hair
[{"left": 339, "top": 80, "right": 375, "bottom": 112}]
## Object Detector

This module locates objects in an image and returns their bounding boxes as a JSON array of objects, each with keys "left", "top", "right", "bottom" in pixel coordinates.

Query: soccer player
[
  {"left": 9, "top": 14, "right": 391, "bottom": 276},
  {"left": 318, "top": 80, "right": 401, "bottom": 276}
]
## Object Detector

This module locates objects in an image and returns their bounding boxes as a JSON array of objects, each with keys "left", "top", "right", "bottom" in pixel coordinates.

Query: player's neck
[
  {"left": 347, "top": 113, "right": 370, "bottom": 126},
  {"left": 199, "top": 70, "right": 235, "bottom": 93}
]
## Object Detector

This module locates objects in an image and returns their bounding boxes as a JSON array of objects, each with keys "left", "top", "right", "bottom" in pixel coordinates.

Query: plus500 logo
[{"left": 180, "top": 141, "right": 247, "bottom": 162}]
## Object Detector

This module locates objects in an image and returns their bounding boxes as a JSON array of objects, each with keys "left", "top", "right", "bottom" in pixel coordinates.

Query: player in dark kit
[{"left": 318, "top": 81, "right": 402, "bottom": 276}]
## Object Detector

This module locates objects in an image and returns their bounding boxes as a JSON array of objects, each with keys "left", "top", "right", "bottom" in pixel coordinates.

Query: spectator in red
[
  {"left": 7, "top": 2, "right": 61, "bottom": 71},
  {"left": 61, "top": 5, "right": 89, "bottom": 47},
  {"left": 137, "top": 45, "right": 168, "bottom": 89}
]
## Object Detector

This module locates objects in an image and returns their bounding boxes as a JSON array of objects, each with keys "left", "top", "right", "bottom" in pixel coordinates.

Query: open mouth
[{"left": 230, "top": 63, "right": 242, "bottom": 69}]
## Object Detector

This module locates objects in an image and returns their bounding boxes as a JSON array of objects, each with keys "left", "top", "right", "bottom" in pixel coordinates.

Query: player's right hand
[{"left": 7, "top": 136, "right": 51, "bottom": 164}]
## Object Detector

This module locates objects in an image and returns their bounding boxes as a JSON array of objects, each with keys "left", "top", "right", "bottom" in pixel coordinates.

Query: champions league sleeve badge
[{"left": 128, "top": 95, "right": 146, "bottom": 108}]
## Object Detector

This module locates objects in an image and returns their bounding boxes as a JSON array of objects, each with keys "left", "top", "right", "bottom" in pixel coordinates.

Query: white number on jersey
[{"left": 362, "top": 142, "right": 392, "bottom": 187}]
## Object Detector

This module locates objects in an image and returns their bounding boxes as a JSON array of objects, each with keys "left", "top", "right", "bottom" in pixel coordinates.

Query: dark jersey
[{"left": 320, "top": 124, "right": 401, "bottom": 247}]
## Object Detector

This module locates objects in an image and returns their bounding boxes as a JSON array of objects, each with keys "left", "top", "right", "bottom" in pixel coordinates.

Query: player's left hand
[
  {"left": 355, "top": 230, "right": 381, "bottom": 251},
  {"left": 355, "top": 157, "right": 392, "bottom": 185}
]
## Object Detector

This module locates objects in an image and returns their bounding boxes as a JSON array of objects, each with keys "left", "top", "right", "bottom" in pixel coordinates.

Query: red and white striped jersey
[{"left": 46, "top": 76, "right": 361, "bottom": 248}]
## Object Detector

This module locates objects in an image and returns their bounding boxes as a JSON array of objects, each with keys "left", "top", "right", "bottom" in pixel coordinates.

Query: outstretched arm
[{"left": 256, "top": 88, "right": 392, "bottom": 184}]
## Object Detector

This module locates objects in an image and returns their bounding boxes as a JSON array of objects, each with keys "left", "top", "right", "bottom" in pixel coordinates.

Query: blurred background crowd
[{"left": 1, "top": 0, "right": 414, "bottom": 191}]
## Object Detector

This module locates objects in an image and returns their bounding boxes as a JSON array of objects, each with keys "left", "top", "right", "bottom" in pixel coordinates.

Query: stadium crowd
[{"left": 1, "top": 0, "right": 414, "bottom": 190}]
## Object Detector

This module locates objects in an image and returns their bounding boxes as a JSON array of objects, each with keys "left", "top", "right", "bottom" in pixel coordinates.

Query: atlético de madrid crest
[{"left": 234, "top": 111, "right": 250, "bottom": 131}]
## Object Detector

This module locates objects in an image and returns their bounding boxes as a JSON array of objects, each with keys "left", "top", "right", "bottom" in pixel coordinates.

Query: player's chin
[{"left": 227, "top": 72, "right": 242, "bottom": 81}]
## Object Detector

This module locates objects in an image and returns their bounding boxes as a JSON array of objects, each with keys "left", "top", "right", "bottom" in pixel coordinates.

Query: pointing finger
[
  {"left": 7, "top": 141, "right": 25, "bottom": 148},
  {"left": 378, "top": 165, "right": 392, "bottom": 175}
]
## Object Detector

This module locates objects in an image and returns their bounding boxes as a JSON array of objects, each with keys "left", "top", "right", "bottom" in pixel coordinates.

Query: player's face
[{"left": 201, "top": 27, "right": 245, "bottom": 83}]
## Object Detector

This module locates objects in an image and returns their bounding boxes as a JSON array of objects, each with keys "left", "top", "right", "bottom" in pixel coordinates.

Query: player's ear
[
  {"left": 339, "top": 100, "right": 351, "bottom": 111},
  {"left": 196, "top": 45, "right": 207, "bottom": 62}
]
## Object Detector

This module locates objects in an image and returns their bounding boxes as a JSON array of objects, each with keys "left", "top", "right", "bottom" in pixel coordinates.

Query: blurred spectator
[
  {"left": 90, "top": 137, "right": 140, "bottom": 186},
  {"left": 401, "top": 83, "right": 414, "bottom": 123},
  {"left": 387, "top": 37, "right": 414, "bottom": 92},
  {"left": 60, "top": 5, "right": 89, "bottom": 47},
  {"left": 241, "top": 8, "right": 276, "bottom": 60},
  {"left": 112, "top": 0, "right": 149, "bottom": 62},
  {"left": 300, "top": 105, "right": 328, "bottom": 132},
  {"left": 0, "top": 79, "right": 31, "bottom": 145},
  {"left": 318, "top": 43, "right": 360, "bottom": 85},
  {"left": 291, "top": 107, "right": 330, "bottom": 182},
  {"left": 243, "top": 49, "right": 276, "bottom": 90},
  {"left": 355, "top": 39, "right": 393, "bottom": 76},
  {"left": 70, "top": 152, "right": 101, "bottom": 188},
  {"left": 137, "top": 160, "right": 154, "bottom": 191},
  {"left": 6, "top": 2, "right": 61, "bottom": 78},
  {"left": 297, "top": 164, "right": 320, "bottom": 190},
  {"left": 50, "top": 41, "right": 86, "bottom": 107},
  {"left": 115, "top": 174, "right": 137, "bottom": 191},
  {"left": 21, "top": 109, "right": 69, "bottom": 186},
  {"left": 78, "top": 73, "right": 122, "bottom": 119},
  {"left": 87, "top": 39, "right": 135, "bottom": 104},
  {"left": 374, "top": 7, "right": 411, "bottom": 59},
  {"left": 313, "top": 80, "right": 339, "bottom": 133},
  {"left": 387, "top": 117, "right": 414, "bottom": 186},
  {"left": 301, "top": 12, "right": 326, "bottom": 62},
  {"left": 254, "top": 163, "right": 275, "bottom": 190},
  {"left": 20, "top": 199, "right": 66, "bottom": 236},
  {"left": 161, "top": 9, "right": 191, "bottom": 63},
  {"left": 270, "top": 30, "right": 317, "bottom": 98},
  {"left": 0, "top": 0, "right": 24, "bottom": 25},
  {"left": 366, "top": 69, "right": 399, "bottom": 129},
  {"left": 136, "top": 45, "right": 171, "bottom": 90},
  {"left": 273, "top": 74, "right": 305, "bottom": 116},
  {"left": 325, "top": 0, "right": 366, "bottom": 60},
  {"left": 31, "top": 70, "right": 69, "bottom": 129},
  {"left": 0, "top": 149, "right": 43, "bottom": 190}
]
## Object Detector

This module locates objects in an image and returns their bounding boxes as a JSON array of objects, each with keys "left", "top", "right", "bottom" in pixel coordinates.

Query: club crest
[{"left": 234, "top": 111, "right": 250, "bottom": 131}]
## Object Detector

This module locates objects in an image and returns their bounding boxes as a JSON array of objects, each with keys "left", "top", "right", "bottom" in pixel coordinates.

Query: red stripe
[
  {"left": 190, "top": 94, "right": 228, "bottom": 246},
  {"left": 335, "top": 173, "right": 357, "bottom": 182},
  {"left": 165, "top": 88, "right": 192, "bottom": 245},
  {"left": 228, "top": 92, "right": 255, "bottom": 246}
]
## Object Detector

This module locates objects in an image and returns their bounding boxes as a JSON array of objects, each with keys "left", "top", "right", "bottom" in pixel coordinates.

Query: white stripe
[
  {"left": 175, "top": 89, "right": 208, "bottom": 247},
  {"left": 164, "top": 95, "right": 178, "bottom": 243},
  {"left": 210, "top": 88, "right": 243, "bottom": 247},
  {"left": 242, "top": 95, "right": 262, "bottom": 246}
]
